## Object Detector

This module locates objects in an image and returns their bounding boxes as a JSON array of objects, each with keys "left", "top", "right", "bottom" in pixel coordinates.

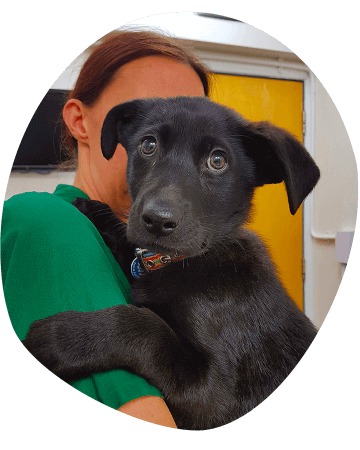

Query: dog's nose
[{"left": 142, "top": 200, "right": 181, "bottom": 237}]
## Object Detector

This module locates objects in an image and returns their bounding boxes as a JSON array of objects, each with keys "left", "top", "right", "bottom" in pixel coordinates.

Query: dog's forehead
[{"left": 140, "top": 97, "right": 237, "bottom": 135}]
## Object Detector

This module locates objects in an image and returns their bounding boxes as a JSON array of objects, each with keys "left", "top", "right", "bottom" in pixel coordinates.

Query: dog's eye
[
  {"left": 207, "top": 150, "right": 228, "bottom": 172},
  {"left": 140, "top": 137, "right": 157, "bottom": 156}
]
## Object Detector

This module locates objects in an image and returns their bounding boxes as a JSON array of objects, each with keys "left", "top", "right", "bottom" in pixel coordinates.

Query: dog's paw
[
  {"left": 72, "top": 197, "right": 106, "bottom": 216},
  {"left": 22, "top": 311, "right": 86, "bottom": 382},
  {"left": 72, "top": 198, "right": 122, "bottom": 232}
]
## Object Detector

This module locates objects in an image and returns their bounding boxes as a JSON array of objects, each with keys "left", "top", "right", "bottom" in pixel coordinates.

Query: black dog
[{"left": 23, "top": 97, "right": 320, "bottom": 430}]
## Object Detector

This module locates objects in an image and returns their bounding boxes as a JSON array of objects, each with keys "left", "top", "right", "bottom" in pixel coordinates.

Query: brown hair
[{"left": 60, "top": 29, "right": 211, "bottom": 169}]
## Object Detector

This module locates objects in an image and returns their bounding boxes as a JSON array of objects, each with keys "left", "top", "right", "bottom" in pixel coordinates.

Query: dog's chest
[{"left": 129, "top": 248, "right": 260, "bottom": 352}]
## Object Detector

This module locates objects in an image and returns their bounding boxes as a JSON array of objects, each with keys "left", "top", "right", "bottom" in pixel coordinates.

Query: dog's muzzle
[{"left": 141, "top": 199, "right": 182, "bottom": 238}]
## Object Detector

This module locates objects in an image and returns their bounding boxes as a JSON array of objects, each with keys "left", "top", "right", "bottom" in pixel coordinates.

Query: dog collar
[{"left": 131, "top": 248, "right": 186, "bottom": 278}]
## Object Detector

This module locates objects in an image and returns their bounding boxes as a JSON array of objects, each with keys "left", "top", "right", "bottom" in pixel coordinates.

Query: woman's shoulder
[
  {"left": 4, "top": 189, "right": 72, "bottom": 215},
  {"left": 3, "top": 190, "right": 84, "bottom": 230},
  {"left": 1, "top": 190, "right": 95, "bottom": 250}
]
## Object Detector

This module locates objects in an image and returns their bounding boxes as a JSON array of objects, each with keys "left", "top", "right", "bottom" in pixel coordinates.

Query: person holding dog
[{"left": 2, "top": 29, "right": 210, "bottom": 428}]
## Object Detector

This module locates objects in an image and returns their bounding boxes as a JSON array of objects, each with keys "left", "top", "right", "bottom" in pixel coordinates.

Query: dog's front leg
[{"left": 23, "top": 305, "right": 203, "bottom": 391}]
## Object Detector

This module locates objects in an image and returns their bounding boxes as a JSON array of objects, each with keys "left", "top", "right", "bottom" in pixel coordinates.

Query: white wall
[
  {"left": 312, "top": 78, "right": 357, "bottom": 326},
  {"left": 5, "top": 170, "right": 75, "bottom": 201},
  {"left": 313, "top": 78, "right": 357, "bottom": 235}
]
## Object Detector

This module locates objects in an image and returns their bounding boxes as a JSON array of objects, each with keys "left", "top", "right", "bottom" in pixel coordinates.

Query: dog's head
[{"left": 101, "top": 97, "right": 320, "bottom": 257}]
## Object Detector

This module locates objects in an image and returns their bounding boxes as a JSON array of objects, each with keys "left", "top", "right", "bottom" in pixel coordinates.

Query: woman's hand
[{"left": 118, "top": 396, "right": 177, "bottom": 428}]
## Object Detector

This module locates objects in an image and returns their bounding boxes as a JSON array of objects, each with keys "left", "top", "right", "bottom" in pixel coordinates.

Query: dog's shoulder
[{"left": 216, "top": 228, "right": 278, "bottom": 276}]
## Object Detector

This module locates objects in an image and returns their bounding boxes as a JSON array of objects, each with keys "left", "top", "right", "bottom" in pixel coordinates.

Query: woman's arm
[
  {"left": 118, "top": 396, "right": 177, "bottom": 428},
  {"left": 2, "top": 191, "right": 165, "bottom": 411}
]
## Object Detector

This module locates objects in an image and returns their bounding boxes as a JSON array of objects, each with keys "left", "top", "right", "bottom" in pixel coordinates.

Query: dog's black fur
[{"left": 23, "top": 97, "right": 320, "bottom": 430}]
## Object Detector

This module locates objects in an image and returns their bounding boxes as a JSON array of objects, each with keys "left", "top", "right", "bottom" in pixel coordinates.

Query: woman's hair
[{"left": 60, "top": 28, "right": 211, "bottom": 169}]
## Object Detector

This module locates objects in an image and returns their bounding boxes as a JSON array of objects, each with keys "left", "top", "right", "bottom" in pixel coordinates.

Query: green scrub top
[{"left": 1, "top": 184, "right": 162, "bottom": 409}]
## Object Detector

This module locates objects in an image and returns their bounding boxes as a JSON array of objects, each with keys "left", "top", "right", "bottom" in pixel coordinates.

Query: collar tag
[{"left": 131, "top": 248, "right": 185, "bottom": 278}]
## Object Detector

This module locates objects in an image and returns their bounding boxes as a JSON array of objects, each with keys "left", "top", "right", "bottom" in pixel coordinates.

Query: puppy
[{"left": 23, "top": 97, "right": 320, "bottom": 430}]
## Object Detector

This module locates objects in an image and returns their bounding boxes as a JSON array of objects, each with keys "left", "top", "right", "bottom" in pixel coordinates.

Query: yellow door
[{"left": 211, "top": 74, "right": 304, "bottom": 310}]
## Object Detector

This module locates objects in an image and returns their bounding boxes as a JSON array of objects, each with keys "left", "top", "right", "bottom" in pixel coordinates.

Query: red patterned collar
[{"left": 131, "top": 248, "right": 186, "bottom": 278}]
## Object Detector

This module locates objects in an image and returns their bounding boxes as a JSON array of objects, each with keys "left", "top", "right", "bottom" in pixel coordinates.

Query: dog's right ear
[
  {"left": 240, "top": 120, "right": 320, "bottom": 215},
  {"left": 101, "top": 100, "right": 144, "bottom": 160}
]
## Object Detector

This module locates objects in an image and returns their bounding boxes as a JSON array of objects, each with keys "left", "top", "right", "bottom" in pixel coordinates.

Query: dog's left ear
[
  {"left": 101, "top": 100, "right": 145, "bottom": 160},
  {"left": 241, "top": 121, "right": 320, "bottom": 215}
]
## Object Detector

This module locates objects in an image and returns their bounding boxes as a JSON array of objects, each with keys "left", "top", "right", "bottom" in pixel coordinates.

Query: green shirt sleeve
[{"left": 1, "top": 188, "right": 162, "bottom": 409}]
